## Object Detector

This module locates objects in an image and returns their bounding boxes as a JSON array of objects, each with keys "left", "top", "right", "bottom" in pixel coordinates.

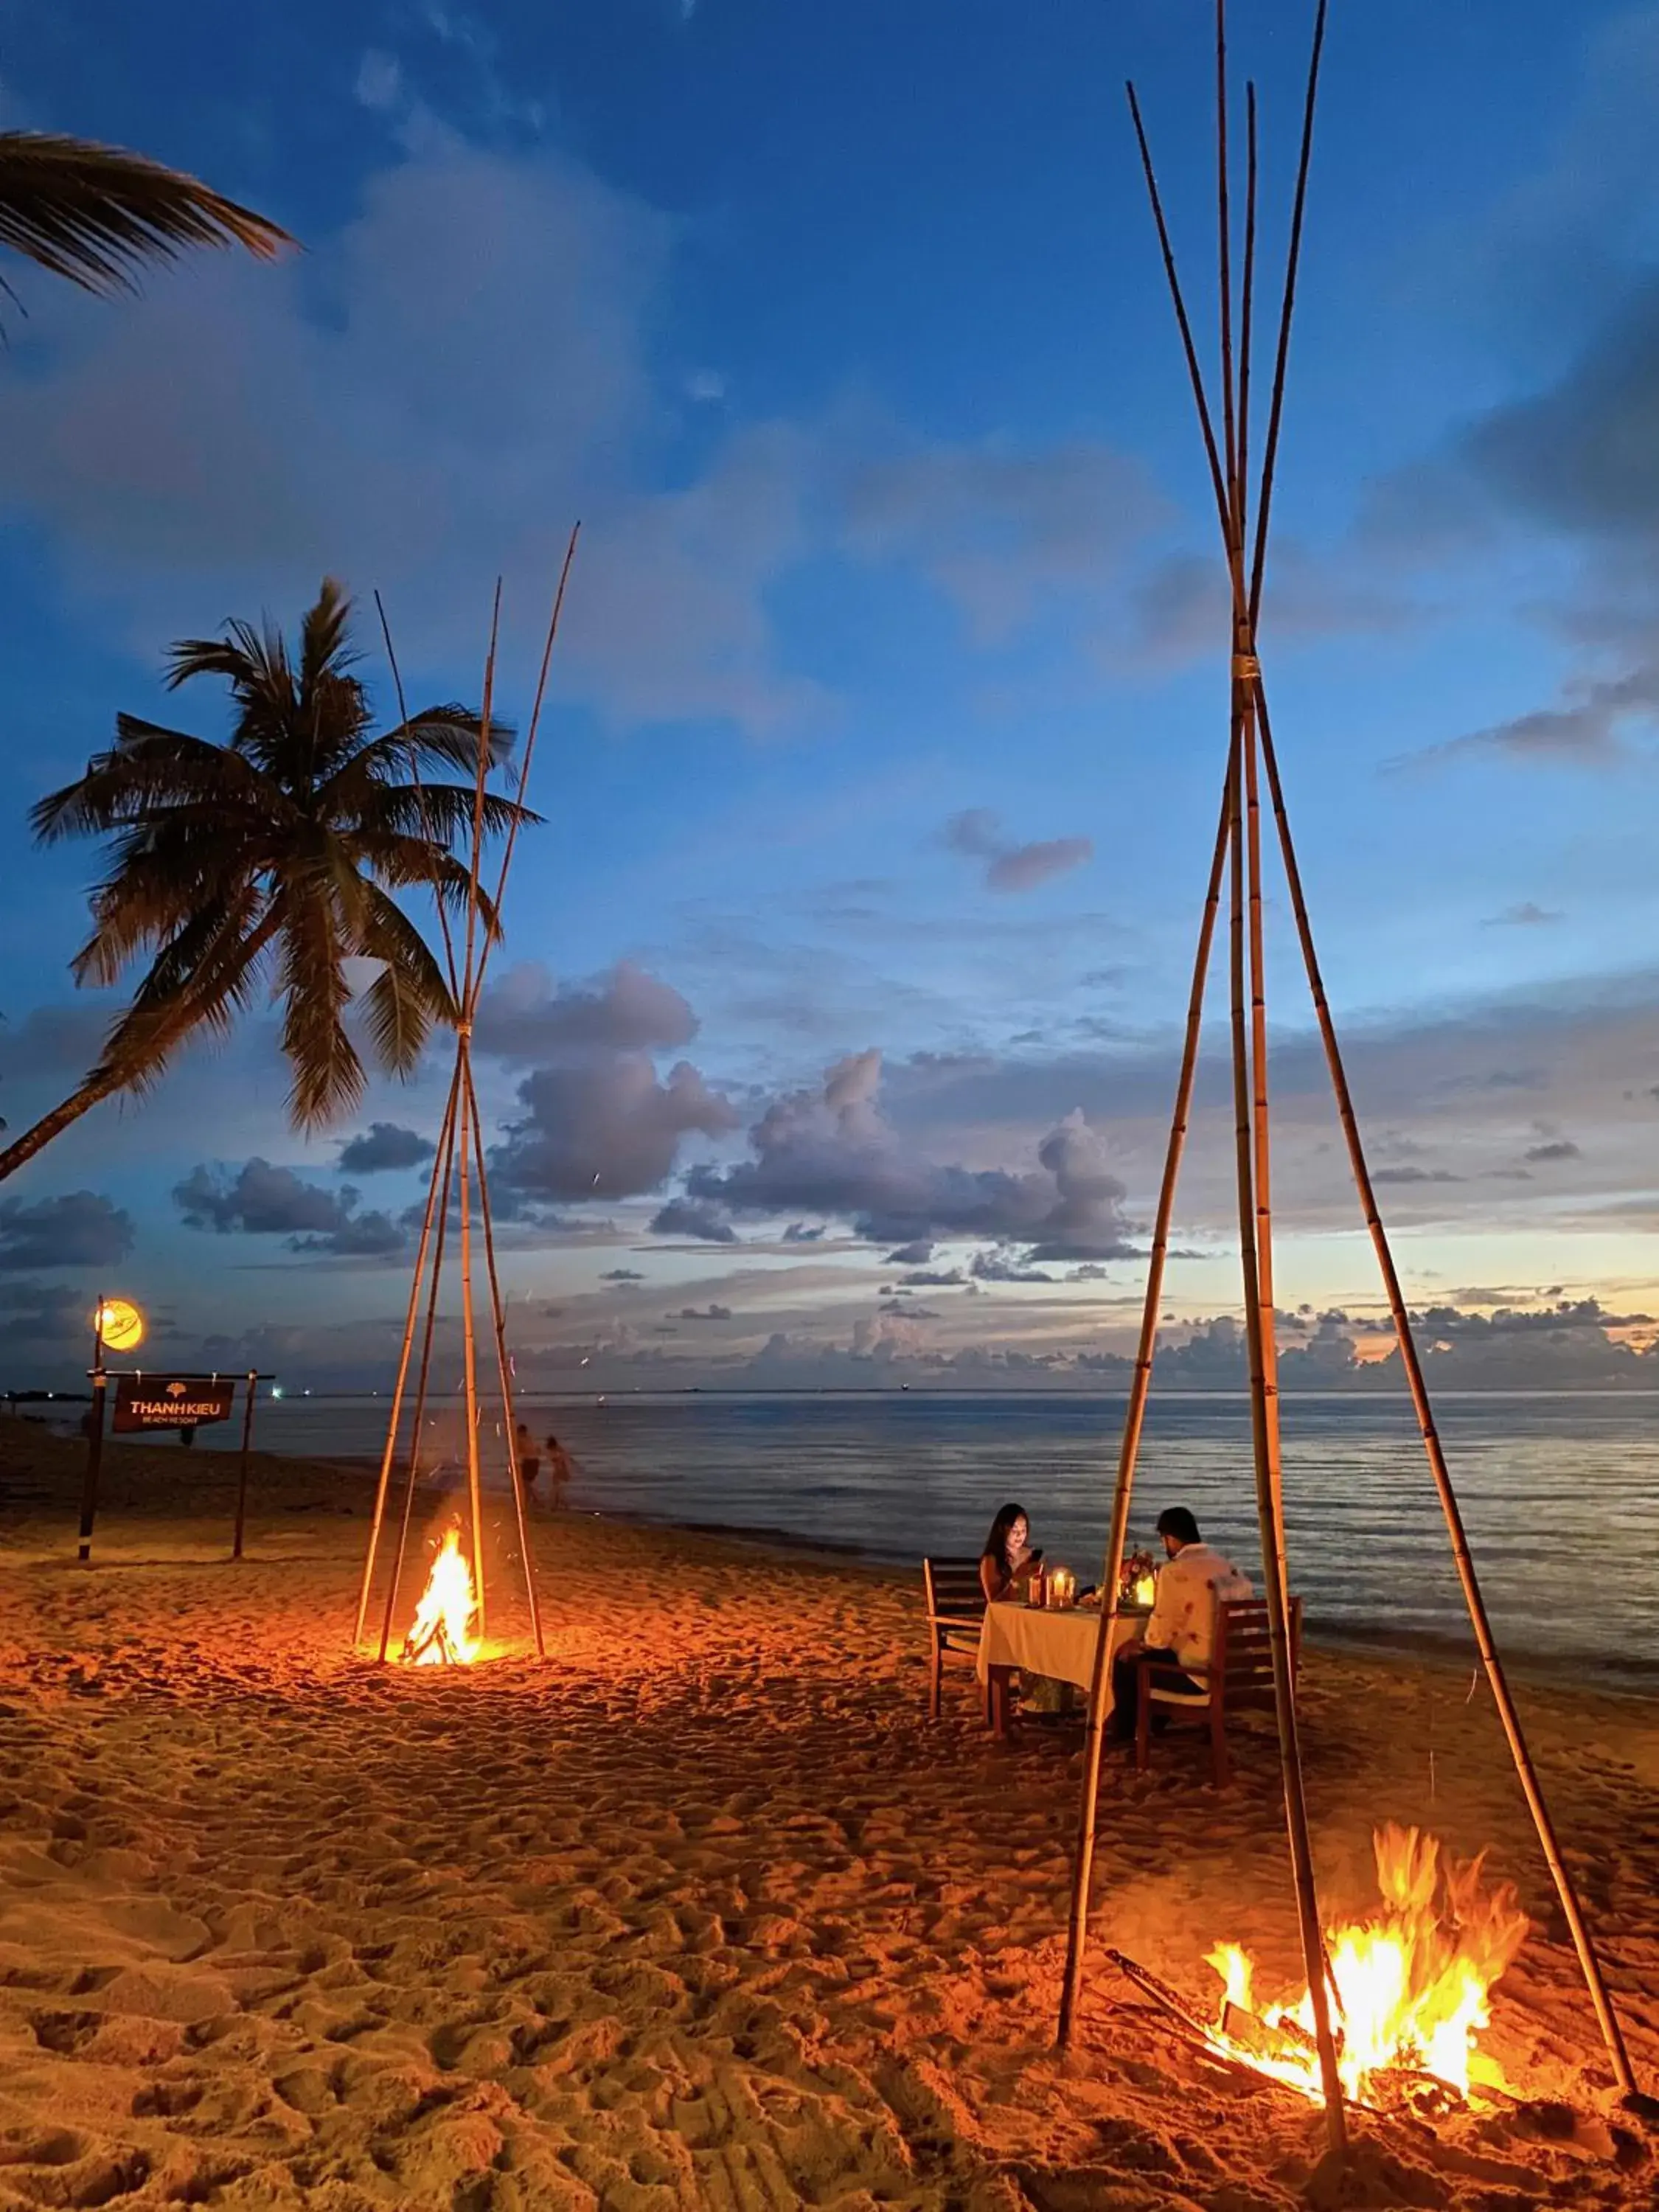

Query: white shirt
[{"left": 1146, "top": 1542, "right": 1253, "bottom": 1671}]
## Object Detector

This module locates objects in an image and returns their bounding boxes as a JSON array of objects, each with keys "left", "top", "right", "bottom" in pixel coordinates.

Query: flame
[
  {"left": 402, "top": 1526, "right": 481, "bottom": 1666},
  {"left": 1133, "top": 1573, "right": 1157, "bottom": 1607},
  {"left": 1204, "top": 1825, "right": 1528, "bottom": 2104}
]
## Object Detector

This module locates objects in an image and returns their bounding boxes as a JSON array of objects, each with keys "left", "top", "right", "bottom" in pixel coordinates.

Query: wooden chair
[
  {"left": 922, "top": 1557, "right": 989, "bottom": 1722},
  {"left": 1134, "top": 1596, "right": 1302, "bottom": 1787}
]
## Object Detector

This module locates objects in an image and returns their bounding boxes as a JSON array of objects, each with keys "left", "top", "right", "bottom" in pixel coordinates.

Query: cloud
[
  {"left": 649, "top": 1197, "right": 738, "bottom": 1243},
  {"left": 782, "top": 1222, "right": 825, "bottom": 1243},
  {"left": 1485, "top": 902, "right": 1564, "bottom": 927},
  {"left": 1524, "top": 1138, "right": 1582, "bottom": 1163},
  {"left": 0, "top": 130, "right": 821, "bottom": 740},
  {"left": 337, "top": 1121, "right": 437, "bottom": 1174},
  {"left": 673, "top": 1304, "right": 732, "bottom": 1321},
  {"left": 173, "top": 1159, "right": 406, "bottom": 1259},
  {"left": 0, "top": 1192, "right": 134, "bottom": 1272},
  {"left": 681, "top": 1050, "right": 1135, "bottom": 1256},
  {"left": 1371, "top": 1166, "right": 1462, "bottom": 1186},
  {"left": 970, "top": 1249, "right": 1054, "bottom": 1284},
  {"left": 601, "top": 1267, "right": 644, "bottom": 1282},
  {"left": 885, "top": 1241, "right": 933, "bottom": 1265},
  {"left": 841, "top": 437, "right": 1162, "bottom": 644},
  {"left": 943, "top": 809, "right": 1093, "bottom": 895},
  {"left": 473, "top": 962, "right": 698, "bottom": 1063},
  {"left": 490, "top": 1057, "right": 737, "bottom": 1204}
]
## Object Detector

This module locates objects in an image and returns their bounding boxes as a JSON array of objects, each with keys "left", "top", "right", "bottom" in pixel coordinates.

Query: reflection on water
[{"left": 239, "top": 1390, "right": 1658, "bottom": 1678}]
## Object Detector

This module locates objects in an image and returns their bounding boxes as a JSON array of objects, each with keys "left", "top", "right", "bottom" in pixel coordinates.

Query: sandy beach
[{"left": 1, "top": 1421, "right": 1656, "bottom": 2211}]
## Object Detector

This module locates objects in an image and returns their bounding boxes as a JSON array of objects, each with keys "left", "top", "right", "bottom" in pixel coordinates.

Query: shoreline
[{"left": 5, "top": 1422, "right": 1655, "bottom": 1701}]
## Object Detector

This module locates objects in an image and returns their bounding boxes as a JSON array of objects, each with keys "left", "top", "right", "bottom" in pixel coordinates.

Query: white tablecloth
[{"left": 975, "top": 1601, "right": 1142, "bottom": 1708}]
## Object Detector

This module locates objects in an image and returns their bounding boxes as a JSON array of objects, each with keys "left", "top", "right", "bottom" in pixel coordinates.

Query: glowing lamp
[{"left": 94, "top": 1298, "right": 145, "bottom": 1354}]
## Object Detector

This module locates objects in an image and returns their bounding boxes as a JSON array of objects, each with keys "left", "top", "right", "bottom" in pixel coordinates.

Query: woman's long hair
[{"left": 981, "top": 1500, "right": 1029, "bottom": 1572}]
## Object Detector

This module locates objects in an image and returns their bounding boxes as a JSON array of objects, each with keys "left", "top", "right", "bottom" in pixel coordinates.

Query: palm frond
[
  {"left": 0, "top": 131, "right": 293, "bottom": 296},
  {"left": 356, "top": 886, "right": 456, "bottom": 1074},
  {"left": 344, "top": 783, "right": 535, "bottom": 847},
  {"left": 273, "top": 883, "right": 364, "bottom": 1131}
]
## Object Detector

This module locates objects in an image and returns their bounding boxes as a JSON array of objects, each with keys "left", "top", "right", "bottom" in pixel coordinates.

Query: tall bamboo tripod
[
  {"left": 353, "top": 533, "right": 580, "bottom": 1663},
  {"left": 1054, "top": 0, "right": 1638, "bottom": 2153}
]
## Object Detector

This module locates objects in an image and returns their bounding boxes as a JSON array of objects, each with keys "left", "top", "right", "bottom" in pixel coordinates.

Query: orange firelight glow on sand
[
  {"left": 401, "top": 1526, "right": 481, "bottom": 1666},
  {"left": 1206, "top": 1826, "right": 1528, "bottom": 2104}
]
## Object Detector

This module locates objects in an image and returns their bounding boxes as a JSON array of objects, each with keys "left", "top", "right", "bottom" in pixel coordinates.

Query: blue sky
[{"left": 3, "top": 0, "right": 1659, "bottom": 1391}]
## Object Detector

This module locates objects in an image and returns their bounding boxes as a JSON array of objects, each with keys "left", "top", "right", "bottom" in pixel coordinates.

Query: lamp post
[{"left": 77, "top": 1297, "right": 144, "bottom": 1563}]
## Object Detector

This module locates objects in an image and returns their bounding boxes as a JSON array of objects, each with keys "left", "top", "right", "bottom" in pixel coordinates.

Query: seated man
[{"left": 1111, "top": 1506, "right": 1252, "bottom": 1740}]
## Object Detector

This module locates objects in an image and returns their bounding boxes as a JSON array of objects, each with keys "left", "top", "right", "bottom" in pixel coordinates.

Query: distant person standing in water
[{"left": 544, "top": 1433, "right": 574, "bottom": 1509}]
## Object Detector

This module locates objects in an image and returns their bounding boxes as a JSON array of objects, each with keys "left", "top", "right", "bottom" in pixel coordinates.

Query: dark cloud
[
  {"left": 1484, "top": 902, "right": 1564, "bottom": 928},
  {"left": 681, "top": 1050, "right": 1135, "bottom": 1257},
  {"left": 901, "top": 1267, "right": 965, "bottom": 1287},
  {"left": 173, "top": 1159, "right": 406, "bottom": 1259},
  {"left": 1371, "top": 1166, "right": 1462, "bottom": 1186},
  {"left": 601, "top": 1267, "right": 644, "bottom": 1282},
  {"left": 337, "top": 1121, "right": 437, "bottom": 1174},
  {"left": 885, "top": 1241, "right": 933, "bottom": 1265},
  {"left": 1524, "top": 1138, "right": 1582, "bottom": 1162},
  {"left": 943, "top": 808, "right": 1093, "bottom": 895},
  {"left": 0, "top": 1004, "right": 111, "bottom": 1088},
  {"left": 782, "top": 1222, "right": 825, "bottom": 1243},
  {"left": 1381, "top": 273, "right": 1659, "bottom": 769},
  {"left": 490, "top": 1057, "right": 737, "bottom": 1204},
  {"left": 649, "top": 1197, "right": 739, "bottom": 1244},
  {"left": 673, "top": 1304, "right": 732, "bottom": 1322},
  {"left": 970, "top": 1250, "right": 1054, "bottom": 1284},
  {"left": 473, "top": 961, "right": 698, "bottom": 1064},
  {"left": 0, "top": 1192, "right": 134, "bottom": 1272}
]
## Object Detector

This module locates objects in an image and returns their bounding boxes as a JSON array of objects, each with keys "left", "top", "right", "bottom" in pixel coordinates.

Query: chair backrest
[
  {"left": 1213, "top": 1596, "right": 1302, "bottom": 1711},
  {"left": 924, "top": 1556, "right": 987, "bottom": 1624}
]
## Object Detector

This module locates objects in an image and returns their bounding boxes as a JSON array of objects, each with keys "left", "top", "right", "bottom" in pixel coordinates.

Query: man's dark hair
[{"left": 1156, "top": 1506, "right": 1201, "bottom": 1546}]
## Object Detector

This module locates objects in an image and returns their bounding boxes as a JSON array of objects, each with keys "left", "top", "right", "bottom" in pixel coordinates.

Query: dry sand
[{"left": 1, "top": 1418, "right": 1656, "bottom": 2211}]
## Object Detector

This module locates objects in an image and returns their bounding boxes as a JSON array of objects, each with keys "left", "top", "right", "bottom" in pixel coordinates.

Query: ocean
[{"left": 209, "top": 1388, "right": 1657, "bottom": 1683}]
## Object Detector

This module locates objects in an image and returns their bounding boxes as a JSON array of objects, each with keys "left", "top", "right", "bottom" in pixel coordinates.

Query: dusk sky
[{"left": 3, "top": 0, "right": 1658, "bottom": 1391}]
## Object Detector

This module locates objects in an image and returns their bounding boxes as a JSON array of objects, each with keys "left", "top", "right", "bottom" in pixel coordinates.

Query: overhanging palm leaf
[
  {"left": 0, "top": 131, "right": 292, "bottom": 296},
  {"left": 0, "top": 579, "right": 538, "bottom": 1180}
]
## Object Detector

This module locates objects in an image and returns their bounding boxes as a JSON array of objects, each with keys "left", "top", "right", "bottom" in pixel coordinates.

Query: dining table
[{"left": 975, "top": 1599, "right": 1148, "bottom": 1737}]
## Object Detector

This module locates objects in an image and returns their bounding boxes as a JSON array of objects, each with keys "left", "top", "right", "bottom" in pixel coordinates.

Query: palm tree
[
  {"left": 0, "top": 580, "right": 530, "bottom": 1183},
  {"left": 0, "top": 131, "right": 291, "bottom": 300}
]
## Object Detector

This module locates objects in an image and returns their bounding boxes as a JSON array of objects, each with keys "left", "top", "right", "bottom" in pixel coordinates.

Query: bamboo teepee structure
[
  {"left": 1054, "top": 2, "right": 1638, "bottom": 2152},
  {"left": 353, "top": 532, "right": 580, "bottom": 1664}
]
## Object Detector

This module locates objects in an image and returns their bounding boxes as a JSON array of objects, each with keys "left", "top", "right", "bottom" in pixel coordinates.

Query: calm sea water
[{"left": 216, "top": 1389, "right": 1658, "bottom": 1682}]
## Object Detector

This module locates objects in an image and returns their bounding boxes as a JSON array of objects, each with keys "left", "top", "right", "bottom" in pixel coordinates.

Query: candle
[
  {"left": 1048, "top": 1567, "right": 1077, "bottom": 1609},
  {"left": 1134, "top": 1572, "right": 1156, "bottom": 1608}
]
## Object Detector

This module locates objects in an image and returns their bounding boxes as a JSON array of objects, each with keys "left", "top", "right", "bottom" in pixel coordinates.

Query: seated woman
[
  {"left": 980, "top": 1500, "right": 1041, "bottom": 1604},
  {"left": 981, "top": 1500, "right": 1071, "bottom": 1722}
]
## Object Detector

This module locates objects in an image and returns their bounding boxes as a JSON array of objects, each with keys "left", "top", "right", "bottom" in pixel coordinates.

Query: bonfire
[
  {"left": 1205, "top": 1826, "right": 1529, "bottom": 2106},
  {"left": 401, "top": 1525, "right": 481, "bottom": 1666}
]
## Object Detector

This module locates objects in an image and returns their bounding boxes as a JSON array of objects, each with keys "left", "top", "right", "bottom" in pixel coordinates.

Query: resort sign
[{"left": 111, "top": 1375, "right": 237, "bottom": 1433}]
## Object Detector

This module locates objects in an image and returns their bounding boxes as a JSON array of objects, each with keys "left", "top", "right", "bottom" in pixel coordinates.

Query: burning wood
[
  {"left": 1203, "top": 1826, "right": 1529, "bottom": 2107},
  {"left": 401, "top": 1525, "right": 481, "bottom": 1666},
  {"left": 1110, "top": 1826, "right": 1530, "bottom": 2113}
]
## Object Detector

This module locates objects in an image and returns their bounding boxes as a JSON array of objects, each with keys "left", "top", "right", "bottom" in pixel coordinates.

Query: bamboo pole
[
  {"left": 454, "top": 1048, "right": 487, "bottom": 1639},
  {"left": 464, "top": 1054, "right": 546, "bottom": 1658},
  {"left": 354, "top": 1061, "right": 463, "bottom": 1644},
  {"left": 1057, "top": 751, "right": 1234, "bottom": 2051},
  {"left": 1251, "top": 680, "right": 1639, "bottom": 2098},
  {"left": 1226, "top": 721, "right": 1346, "bottom": 2152},
  {"left": 378, "top": 1088, "right": 462, "bottom": 1662}
]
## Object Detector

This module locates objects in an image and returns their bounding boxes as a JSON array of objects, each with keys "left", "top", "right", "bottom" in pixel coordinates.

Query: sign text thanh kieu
[{"left": 111, "top": 1375, "right": 237, "bottom": 1434}]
